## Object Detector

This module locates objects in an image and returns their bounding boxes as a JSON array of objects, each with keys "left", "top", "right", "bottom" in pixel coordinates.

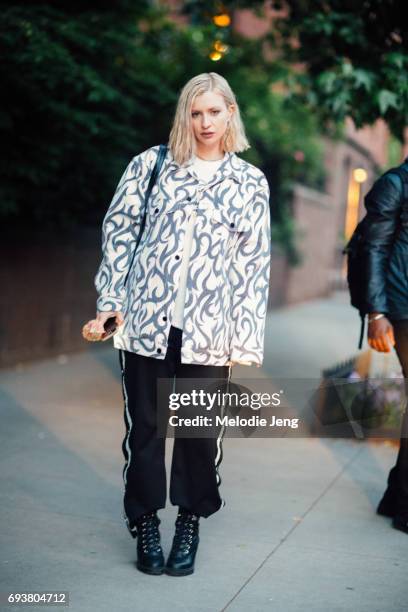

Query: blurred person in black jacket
[{"left": 362, "top": 157, "right": 408, "bottom": 534}]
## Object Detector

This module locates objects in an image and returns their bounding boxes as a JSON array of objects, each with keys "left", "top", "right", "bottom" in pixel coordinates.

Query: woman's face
[{"left": 190, "top": 90, "right": 233, "bottom": 150}]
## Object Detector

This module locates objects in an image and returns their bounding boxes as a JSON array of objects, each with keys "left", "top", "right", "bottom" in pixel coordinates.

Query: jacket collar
[{"left": 166, "top": 148, "right": 245, "bottom": 185}]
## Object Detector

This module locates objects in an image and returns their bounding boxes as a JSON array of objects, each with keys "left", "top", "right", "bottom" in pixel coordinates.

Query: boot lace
[
  {"left": 172, "top": 509, "right": 199, "bottom": 554},
  {"left": 136, "top": 511, "right": 162, "bottom": 553}
]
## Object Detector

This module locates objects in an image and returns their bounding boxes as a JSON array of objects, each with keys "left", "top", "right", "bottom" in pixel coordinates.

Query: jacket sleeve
[
  {"left": 363, "top": 173, "right": 403, "bottom": 314},
  {"left": 228, "top": 174, "right": 271, "bottom": 367},
  {"left": 94, "top": 152, "right": 149, "bottom": 313}
]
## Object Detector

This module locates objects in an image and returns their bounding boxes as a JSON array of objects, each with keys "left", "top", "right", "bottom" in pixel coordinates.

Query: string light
[
  {"left": 213, "top": 40, "right": 228, "bottom": 53},
  {"left": 353, "top": 168, "right": 368, "bottom": 183},
  {"left": 213, "top": 13, "right": 231, "bottom": 27},
  {"left": 209, "top": 51, "right": 223, "bottom": 61},
  {"left": 209, "top": 8, "right": 231, "bottom": 61}
]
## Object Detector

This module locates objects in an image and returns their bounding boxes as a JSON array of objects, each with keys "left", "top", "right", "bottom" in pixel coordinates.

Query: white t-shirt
[{"left": 172, "top": 153, "right": 226, "bottom": 330}]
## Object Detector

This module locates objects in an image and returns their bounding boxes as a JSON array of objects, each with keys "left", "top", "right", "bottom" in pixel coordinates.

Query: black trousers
[
  {"left": 118, "top": 325, "right": 230, "bottom": 538},
  {"left": 383, "top": 319, "right": 408, "bottom": 515}
]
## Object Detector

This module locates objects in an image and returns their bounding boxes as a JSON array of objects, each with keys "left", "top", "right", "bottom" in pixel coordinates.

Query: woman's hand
[
  {"left": 82, "top": 311, "right": 124, "bottom": 342},
  {"left": 367, "top": 314, "right": 395, "bottom": 353}
]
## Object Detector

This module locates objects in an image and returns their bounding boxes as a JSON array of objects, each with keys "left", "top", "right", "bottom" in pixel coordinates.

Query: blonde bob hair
[{"left": 168, "top": 72, "right": 250, "bottom": 166}]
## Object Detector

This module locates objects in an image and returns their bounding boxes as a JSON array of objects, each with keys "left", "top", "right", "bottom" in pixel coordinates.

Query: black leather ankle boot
[
  {"left": 134, "top": 510, "right": 165, "bottom": 575},
  {"left": 165, "top": 508, "right": 200, "bottom": 576}
]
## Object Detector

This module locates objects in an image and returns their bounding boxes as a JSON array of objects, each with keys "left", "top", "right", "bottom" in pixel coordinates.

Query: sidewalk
[{"left": 0, "top": 292, "right": 406, "bottom": 611}]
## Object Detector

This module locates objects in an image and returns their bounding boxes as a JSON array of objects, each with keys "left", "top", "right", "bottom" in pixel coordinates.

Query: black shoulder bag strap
[{"left": 124, "top": 143, "right": 168, "bottom": 287}]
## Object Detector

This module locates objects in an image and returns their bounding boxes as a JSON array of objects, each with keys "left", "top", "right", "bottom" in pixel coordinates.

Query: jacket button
[
  {"left": 175, "top": 255, "right": 180, "bottom": 260},
  {"left": 230, "top": 222, "right": 235, "bottom": 228},
  {"left": 157, "top": 348, "right": 162, "bottom": 354},
  {"left": 155, "top": 207, "right": 159, "bottom": 214},
  {"left": 163, "top": 316, "right": 167, "bottom": 321},
  {"left": 186, "top": 196, "right": 192, "bottom": 201}
]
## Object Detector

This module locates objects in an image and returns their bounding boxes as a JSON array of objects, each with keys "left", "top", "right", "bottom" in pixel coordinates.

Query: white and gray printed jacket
[{"left": 94, "top": 144, "right": 271, "bottom": 366}]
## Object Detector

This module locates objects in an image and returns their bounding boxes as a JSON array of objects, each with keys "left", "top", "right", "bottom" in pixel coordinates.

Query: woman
[{"left": 90, "top": 72, "right": 271, "bottom": 575}]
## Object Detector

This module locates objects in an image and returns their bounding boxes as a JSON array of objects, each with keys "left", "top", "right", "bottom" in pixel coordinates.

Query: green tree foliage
[
  {"left": 202, "top": 0, "right": 407, "bottom": 139},
  {"left": 0, "top": 1, "right": 173, "bottom": 229},
  {"left": 275, "top": 0, "right": 408, "bottom": 140}
]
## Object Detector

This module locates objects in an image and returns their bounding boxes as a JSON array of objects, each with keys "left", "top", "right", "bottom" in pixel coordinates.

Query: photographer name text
[{"left": 169, "top": 415, "right": 299, "bottom": 429}]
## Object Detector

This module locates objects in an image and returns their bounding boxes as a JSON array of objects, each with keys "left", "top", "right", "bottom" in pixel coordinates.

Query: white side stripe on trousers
[
  {"left": 214, "top": 362, "right": 232, "bottom": 509},
  {"left": 119, "top": 349, "right": 137, "bottom": 534}
]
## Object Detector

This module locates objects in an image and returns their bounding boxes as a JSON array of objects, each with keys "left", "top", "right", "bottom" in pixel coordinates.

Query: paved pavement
[{"left": 0, "top": 291, "right": 407, "bottom": 611}]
